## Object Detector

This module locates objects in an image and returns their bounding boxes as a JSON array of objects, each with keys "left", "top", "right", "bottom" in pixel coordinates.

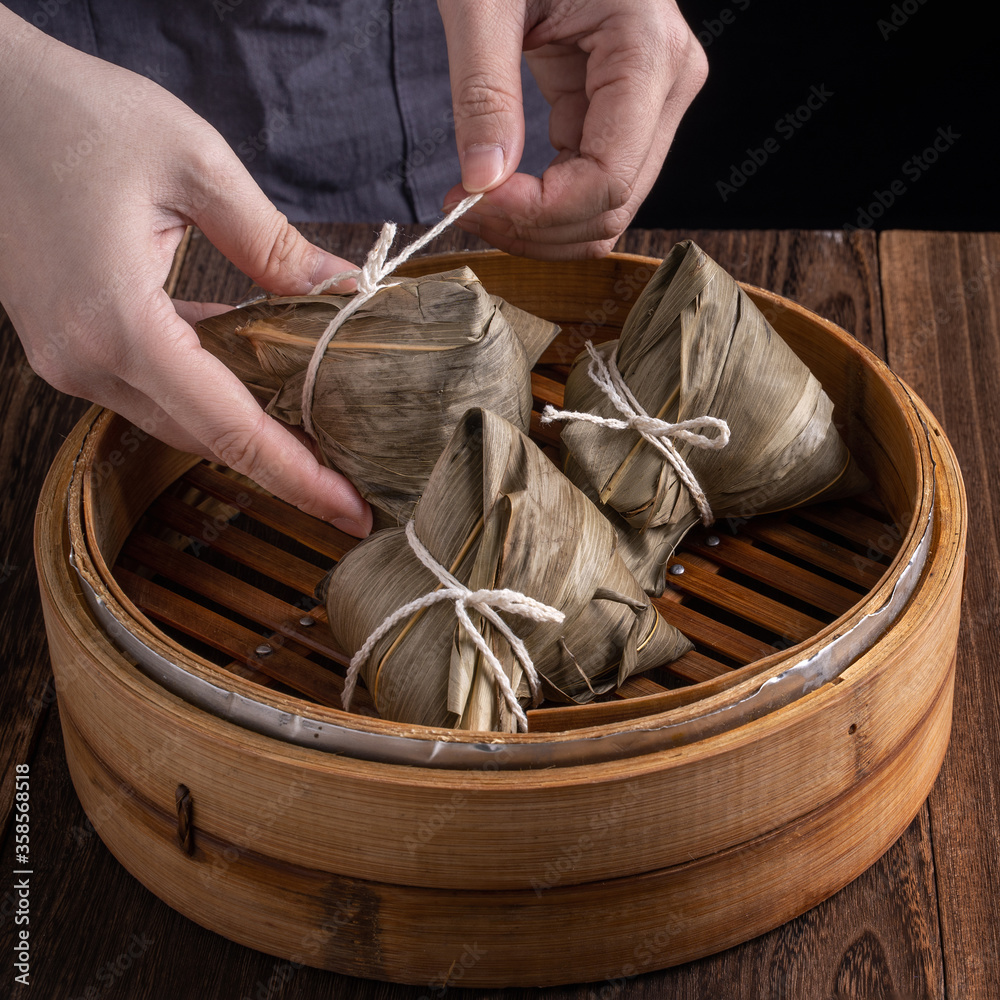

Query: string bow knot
[
  {"left": 342, "top": 520, "right": 565, "bottom": 733},
  {"left": 541, "top": 340, "right": 730, "bottom": 525}
]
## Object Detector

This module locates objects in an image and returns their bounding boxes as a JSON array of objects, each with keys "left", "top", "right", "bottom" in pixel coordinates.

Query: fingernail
[
  {"left": 309, "top": 252, "right": 356, "bottom": 294},
  {"left": 332, "top": 516, "right": 368, "bottom": 538},
  {"left": 462, "top": 144, "right": 505, "bottom": 193},
  {"left": 308, "top": 252, "right": 338, "bottom": 285}
]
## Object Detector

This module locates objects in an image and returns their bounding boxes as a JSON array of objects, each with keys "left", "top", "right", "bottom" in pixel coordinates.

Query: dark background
[{"left": 635, "top": 0, "right": 997, "bottom": 232}]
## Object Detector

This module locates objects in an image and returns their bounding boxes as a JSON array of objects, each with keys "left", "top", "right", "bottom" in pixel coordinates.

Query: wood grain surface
[
  {"left": 880, "top": 231, "right": 1000, "bottom": 999},
  {"left": 2, "top": 225, "right": 994, "bottom": 998}
]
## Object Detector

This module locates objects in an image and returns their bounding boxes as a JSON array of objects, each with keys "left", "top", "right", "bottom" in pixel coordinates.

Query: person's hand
[
  {"left": 0, "top": 10, "right": 371, "bottom": 535},
  {"left": 437, "top": 0, "right": 708, "bottom": 259}
]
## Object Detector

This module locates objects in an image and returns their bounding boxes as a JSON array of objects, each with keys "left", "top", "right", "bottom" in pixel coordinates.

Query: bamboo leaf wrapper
[
  {"left": 555, "top": 241, "right": 869, "bottom": 595},
  {"left": 196, "top": 267, "right": 559, "bottom": 527},
  {"left": 324, "top": 408, "right": 692, "bottom": 733}
]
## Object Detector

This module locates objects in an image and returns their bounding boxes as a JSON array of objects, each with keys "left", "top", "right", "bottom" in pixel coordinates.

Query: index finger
[{"left": 455, "top": 14, "right": 706, "bottom": 249}]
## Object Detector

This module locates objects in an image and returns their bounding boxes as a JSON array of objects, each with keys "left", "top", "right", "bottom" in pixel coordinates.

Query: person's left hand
[{"left": 437, "top": 0, "right": 708, "bottom": 259}]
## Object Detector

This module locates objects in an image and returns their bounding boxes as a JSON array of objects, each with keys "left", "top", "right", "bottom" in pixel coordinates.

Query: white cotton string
[
  {"left": 299, "top": 192, "right": 483, "bottom": 438},
  {"left": 540, "top": 340, "right": 730, "bottom": 526},
  {"left": 342, "top": 520, "right": 564, "bottom": 732}
]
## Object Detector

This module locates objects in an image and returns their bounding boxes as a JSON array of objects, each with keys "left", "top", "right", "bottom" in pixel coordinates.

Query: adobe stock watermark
[
  {"left": 418, "top": 942, "right": 488, "bottom": 1000},
  {"left": 550, "top": 265, "right": 655, "bottom": 366},
  {"left": 51, "top": 64, "right": 170, "bottom": 181},
  {"left": 585, "top": 915, "right": 686, "bottom": 1000},
  {"left": 62, "top": 396, "right": 178, "bottom": 496},
  {"left": 185, "top": 492, "right": 253, "bottom": 558},
  {"left": 336, "top": 0, "right": 411, "bottom": 63},
  {"left": 237, "top": 108, "right": 291, "bottom": 164},
  {"left": 213, "top": 0, "right": 245, "bottom": 20},
  {"left": 694, "top": 0, "right": 751, "bottom": 49},
  {"left": 52, "top": 127, "right": 109, "bottom": 182},
  {"left": 878, "top": 0, "right": 931, "bottom": 40},
  {"left": 530, "top": 782, "right": 641, "bottom": 896},
  {"left": 29, "top": 272, "right": 134, "bottom": 372},
  {"left": 26, "top": 0, "right": 71, "bottom": 30},
  {"left": 404, "top": 790, "right": 467, "bottom": 853},
  {"left": 716, "top": 84, "right": 834, "bottom": 202},
  {"left": 238, "top": 899, "right": 358, "bottom": 1000},
  {"left": 201, "top": 781, "right": 307, "bottom": 885},
  {"left": 382, "top": 109, "right": 455, "bottom": 187},
  {"left": 843, "top": 125, "right": 960, "bottom": 230},
  {"left": 66, "top": 933, "right": 155, "bottom": 1000}
]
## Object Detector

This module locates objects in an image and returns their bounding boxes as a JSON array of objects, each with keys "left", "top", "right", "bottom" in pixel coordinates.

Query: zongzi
[
  {"left": 325, "top": 408, "right": 692, "bottom": 733},
  {"left": 544, "top": 240, "right": 869, "bottom": 595},
  {"left": 196, "top": 267, "right": 559, "bottom": 527}
]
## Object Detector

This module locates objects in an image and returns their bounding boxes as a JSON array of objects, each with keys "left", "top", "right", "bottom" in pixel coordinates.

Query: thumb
[
  {"left": 182, "top": 148, "right": 355, "bottom": 295},
  {"left": 437, "top": 0, "right": 526, "bottom": 193}
]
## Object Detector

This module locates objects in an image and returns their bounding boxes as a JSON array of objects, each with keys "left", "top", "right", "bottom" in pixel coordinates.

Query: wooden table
[{"left": 2, "top": 227, "right": 997, "bottom": 999}]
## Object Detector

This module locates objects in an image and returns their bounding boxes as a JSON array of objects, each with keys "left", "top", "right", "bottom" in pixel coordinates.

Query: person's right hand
[
  {"left": 437, "top": 0, "right": 708, "bottom": 259},
  {"left": 0, "top": 8, "right": 372, "bottom": 536}
]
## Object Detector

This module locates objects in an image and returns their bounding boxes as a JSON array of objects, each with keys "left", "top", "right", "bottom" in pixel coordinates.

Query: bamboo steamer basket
[{"left": 35, "top": 251, "right": 966, "bottom": 987}]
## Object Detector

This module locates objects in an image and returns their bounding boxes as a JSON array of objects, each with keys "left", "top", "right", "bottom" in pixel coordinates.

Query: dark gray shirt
[{"left": 15, "top": 0, "right": 552, "bottom": 223}]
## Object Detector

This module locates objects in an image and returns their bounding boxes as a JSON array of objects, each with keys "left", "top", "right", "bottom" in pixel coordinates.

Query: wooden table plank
[
  {"left": 623, "top": 229, "right": 886, "bottom": 358},
  {"left": 880, "top": 230, "right": 1000, "bottom": 998},
  {"left": 0, "top": 345, "right": 86, "bottom": 835},
  {"left": 1, "top": 225, "right": 962, "bottom": 999},
  {"left": 0, "top": 242, "right": 192, "bottom": 838}
]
